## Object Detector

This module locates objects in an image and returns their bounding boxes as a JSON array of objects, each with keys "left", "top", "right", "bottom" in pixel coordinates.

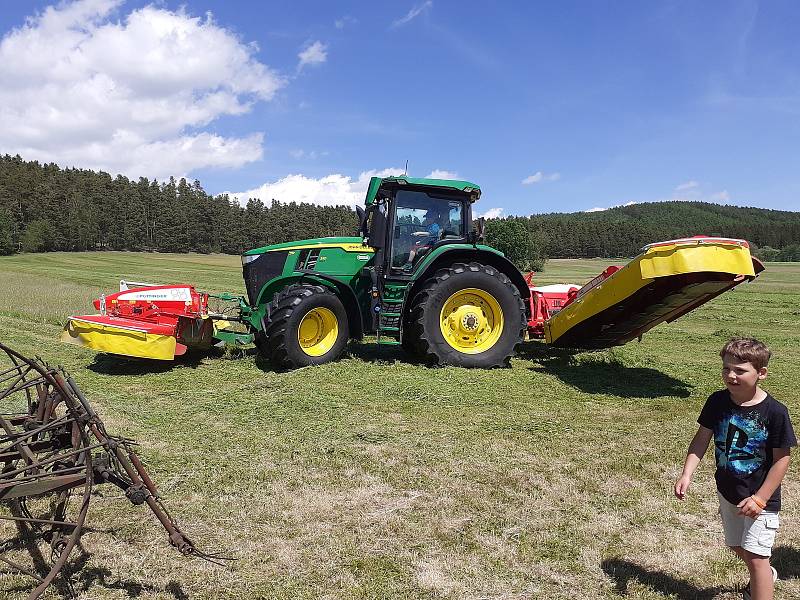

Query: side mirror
[
  {"left": 369, "top": 202, "right": 388, "bottom": 249},
  {"left": 471, "top": 217, "right": 486, "bottom": 243},
  {"left": 356, "top": 206, "right": 367, "bottom": 237}
]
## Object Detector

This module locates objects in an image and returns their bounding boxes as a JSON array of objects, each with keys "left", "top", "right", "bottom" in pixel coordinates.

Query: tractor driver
[{"left": 406, "top": 208, "right": 444, "bottom": 269}]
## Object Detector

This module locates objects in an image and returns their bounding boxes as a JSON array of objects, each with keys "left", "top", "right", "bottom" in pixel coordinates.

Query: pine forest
[{"left": 1, "top": 155, "right": 798, "bottom": 266}]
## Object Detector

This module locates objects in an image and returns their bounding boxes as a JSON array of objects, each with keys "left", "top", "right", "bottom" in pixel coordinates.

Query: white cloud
[
  {"left": 290, "top": 149, "right": 328, "bottom": 159},
  {"left": 392, "top": 1, "right": 433, "bottom": 28},
  {"left": 425, "top": 169, "right": 459, "bottom": 179},
  {"left": 0, "top": 0, "right": 283, "bottom": 180},
  {"left": 225, "top": 168, "right": 405, "bottom": 208},
  {"left": 710, "top": 190, "right": 731, "bottom": 202},
  {"left": 675, "top": 180, "right": 699, "bottom": 192},
  {"left": 522, "top": 171, "right": 560, "bottom": 185},
  {"left": 584, "top": 201, "right": 636, "bottom": 213},
  {"left": 523, "top": 172, "right": 543, "bottom": 184},
  {"left": 335, "top": 16, "right": 357, "bottom": 29},
  {"left": 672, "top": 181, "right": 730, "bottom": 204},
  {"left": 477, "top": 207, "right": 504, "bottom": 219},
  {"left": 298, "top": 40, "right": 328, "bottom": 69}
]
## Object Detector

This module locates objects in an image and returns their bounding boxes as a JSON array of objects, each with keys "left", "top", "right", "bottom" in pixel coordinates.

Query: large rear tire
[
  {"left": 406, "top": 262, "right": 525, "bottom": 367},
  {"left": 261, "top": 284, "right": 349, "bottom": 368}
]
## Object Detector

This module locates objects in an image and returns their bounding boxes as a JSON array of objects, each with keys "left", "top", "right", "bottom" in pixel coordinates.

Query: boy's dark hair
[{"left": 720, "top": 337, "right": 771, "bottom": 371}]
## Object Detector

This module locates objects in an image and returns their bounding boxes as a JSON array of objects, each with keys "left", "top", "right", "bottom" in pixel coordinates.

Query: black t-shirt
[{"left": 698, "top": 390, "right": 797, "bottom": 510}]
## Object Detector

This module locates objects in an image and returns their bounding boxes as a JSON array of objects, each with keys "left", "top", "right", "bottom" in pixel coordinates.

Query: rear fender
[{"left": 409, "top": 247, "right": 531, "bottom": 305}]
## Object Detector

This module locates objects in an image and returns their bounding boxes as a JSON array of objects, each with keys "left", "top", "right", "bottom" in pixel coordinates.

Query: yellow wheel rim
[
  {"left": 298, "top": 307, "right": 339, "bottom": 356},
  {"left": 439, "top": 288, "right": 504, "bottom": 354}
]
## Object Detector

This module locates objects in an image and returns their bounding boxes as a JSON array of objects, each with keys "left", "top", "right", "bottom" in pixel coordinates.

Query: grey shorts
[{"left": 718, "top": 493, "right": 780, "bottom": 557}]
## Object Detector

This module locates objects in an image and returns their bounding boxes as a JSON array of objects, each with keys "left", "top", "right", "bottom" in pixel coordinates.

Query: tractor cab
[
  {"left": 357, "top": 176, "right": 481, "bottom": 275},
  {"left": 352, "top": 176, "right": 529, "bottom": 366}
]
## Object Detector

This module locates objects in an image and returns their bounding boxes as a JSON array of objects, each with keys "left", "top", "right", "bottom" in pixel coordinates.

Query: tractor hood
[{"left": 243, "top": 236, "right": 366, "bottom": 255}]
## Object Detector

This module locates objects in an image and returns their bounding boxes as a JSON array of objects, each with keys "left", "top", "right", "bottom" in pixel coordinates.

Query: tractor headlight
[{"left": 241, "top": 254, "right": 260, "bottom": 266}]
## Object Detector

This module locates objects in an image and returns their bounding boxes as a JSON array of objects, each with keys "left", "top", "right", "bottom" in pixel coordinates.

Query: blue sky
[{"left": 1, "top": 1, "right": 798, "bottom": 216}]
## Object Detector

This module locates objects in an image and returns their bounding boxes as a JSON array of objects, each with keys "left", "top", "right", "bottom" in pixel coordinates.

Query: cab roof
[{"left": 364, "top": 176, "right": 481, "bottom": 206}]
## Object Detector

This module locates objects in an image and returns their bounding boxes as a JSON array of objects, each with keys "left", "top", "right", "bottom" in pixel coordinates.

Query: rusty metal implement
[{"left": 0, "top": 342, "right": 227, "bottom": 599}]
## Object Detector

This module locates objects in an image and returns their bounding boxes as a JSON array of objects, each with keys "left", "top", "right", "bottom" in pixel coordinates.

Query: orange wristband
[{"left": 751, "top": 495, "right": 767, "bottom": 509}]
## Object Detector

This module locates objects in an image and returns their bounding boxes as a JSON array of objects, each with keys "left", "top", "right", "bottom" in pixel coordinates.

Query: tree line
[
  {"left": 0, "top": 154, "right": 356, "bottom": 256},
  {"left": 1, "top": 154, "right": 798, "bottom": 265}
]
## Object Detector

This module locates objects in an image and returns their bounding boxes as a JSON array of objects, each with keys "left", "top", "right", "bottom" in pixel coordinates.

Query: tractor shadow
[
  {"left": 347, "top": 341, "right": 410, "bottom": 365},
  {"left": 519, "top": 344, "right": 693, "bottom": 399},
  {"left": 253, "top": 353, "right": 292, "bottom": 374},
  {"left": 601, "top": 558, "right": 728, "bottom": 599},
  {"left": 251, "top": 341, "right": 412, "bottom": 373},
  {"left": 86, "top": 346, "right": 228, "bottom": 375}
]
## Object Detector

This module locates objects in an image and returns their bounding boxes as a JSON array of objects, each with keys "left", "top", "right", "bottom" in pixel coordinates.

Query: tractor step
[{"left": 376, "top": 339, "right": 401, "bottom": 346}]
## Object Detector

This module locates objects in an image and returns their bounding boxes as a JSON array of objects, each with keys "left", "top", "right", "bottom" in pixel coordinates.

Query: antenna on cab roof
[{"left": 403, "top": 160, "right": 408, "bottom": 176}]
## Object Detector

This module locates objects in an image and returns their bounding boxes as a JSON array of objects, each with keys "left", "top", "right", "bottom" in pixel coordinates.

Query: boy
[{"left": 675, "top": 338, "right": 796, "bottom": 600}]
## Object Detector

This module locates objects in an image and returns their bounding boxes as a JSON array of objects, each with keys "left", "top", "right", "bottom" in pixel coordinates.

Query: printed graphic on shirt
[{"left": 713, "top": 411, "right": 768, "bottom": 475}]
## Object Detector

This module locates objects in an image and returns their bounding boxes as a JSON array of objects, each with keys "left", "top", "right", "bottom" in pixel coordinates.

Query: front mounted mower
[
  {"left": 62, "top": 280, "right": 254, "bottom": 361},
  {"left": 63, "top": 176, "right": 764, "bottom": 369}
]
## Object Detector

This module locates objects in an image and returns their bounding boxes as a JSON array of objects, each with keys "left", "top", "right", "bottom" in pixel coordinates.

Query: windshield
[{"left": 391, "top": 190, "right": 465, "bottom": 270}]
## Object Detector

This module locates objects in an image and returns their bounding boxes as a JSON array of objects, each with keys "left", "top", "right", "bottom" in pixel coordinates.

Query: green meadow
[{"left": 1, "top": 252, "right": 799, "bottom": 599}]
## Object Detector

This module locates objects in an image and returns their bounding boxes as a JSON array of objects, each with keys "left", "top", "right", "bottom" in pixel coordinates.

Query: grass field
[{"left": 1, "top": 252, "right": 799, "bottom": 600}]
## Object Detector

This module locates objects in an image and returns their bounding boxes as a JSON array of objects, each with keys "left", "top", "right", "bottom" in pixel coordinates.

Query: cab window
[{"left": 390, "top": 190, "right": 465, "bottom": 271}]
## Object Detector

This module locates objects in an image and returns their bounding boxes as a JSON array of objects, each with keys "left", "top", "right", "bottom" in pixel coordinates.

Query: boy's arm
[
  {"left": 737, "top": 448, "right": 791, "bottom": 517},
  {"left": 674, "top": 426, "right": 713, "bottom": 500}
]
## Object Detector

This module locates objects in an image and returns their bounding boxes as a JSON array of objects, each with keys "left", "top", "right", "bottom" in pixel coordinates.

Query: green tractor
[
  {"left": 240, "top": 176, "right": 530, "bottom": 369},
  {"left": 62, "top": 176, "right": 764, "bottom": 366}
]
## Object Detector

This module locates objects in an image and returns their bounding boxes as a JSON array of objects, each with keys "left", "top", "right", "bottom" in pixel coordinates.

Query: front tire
[
  {"left": 261, "top": 284, "right": 349, "bottom": 368},
  {"left": 406, "top": 262, "right": 525, "bottom": 368}
]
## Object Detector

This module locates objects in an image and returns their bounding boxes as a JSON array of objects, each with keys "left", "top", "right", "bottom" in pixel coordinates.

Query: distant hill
[{"left": 521, "top": 201, "right": 800, "bottom": 259}]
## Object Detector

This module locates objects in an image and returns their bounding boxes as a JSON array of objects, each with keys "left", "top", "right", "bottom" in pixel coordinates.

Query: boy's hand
[
  {"left": 675, "top": 427, "right": 710, "bottom": 501},
  {"left": 737, "top": 496, "right": 765, "bottom": 518},
  {"left": 674, "top": 475, "right": 691, "bottom": 500}
]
